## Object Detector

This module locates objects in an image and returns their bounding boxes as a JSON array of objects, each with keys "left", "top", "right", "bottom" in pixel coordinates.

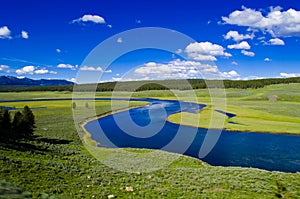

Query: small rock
[
  {"left": 146, "top": 175, "right": 152, "bottom": 179},
  {"left": 108, "top": 194, "right": 115, "bottom": 199},
  {"left": 125, "top": 186, "right": 134, "bottom": 192}
]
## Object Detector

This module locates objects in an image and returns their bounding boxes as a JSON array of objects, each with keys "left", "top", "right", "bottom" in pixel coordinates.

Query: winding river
[
  {"left": 84, "top": 98, "right": 300, "bottom": 173},
  {"left": 2, "top": 98, "right": 299, "bottom": 172}
]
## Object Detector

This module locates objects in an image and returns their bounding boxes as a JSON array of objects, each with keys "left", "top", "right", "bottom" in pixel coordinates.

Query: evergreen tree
[
  {"left": 21, "top": 106, "right": 35, "bottom": 136},
  {"left": 2, "top": 109, "right": 11, "bottom": 132},
  {"left": 12, "top": 111, "right": 23, "bottom": 136},
  {"left": 0, "top": 109, "right": 11, "bottom": 134},
  {"left": 0, "top": 109, "right": 4, "bottom": 134}
]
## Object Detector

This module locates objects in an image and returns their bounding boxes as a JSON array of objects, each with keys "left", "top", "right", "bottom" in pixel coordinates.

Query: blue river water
[
  {"left": 1, "top": 98, "right": 299, "bottom": 172},
  {"left": 85, "top": 98, "right": 300, "bottom": 173}
]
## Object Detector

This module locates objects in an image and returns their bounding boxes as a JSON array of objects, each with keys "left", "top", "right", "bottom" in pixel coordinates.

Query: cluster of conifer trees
[{"left": 0, "top": 106, "right": 35, "bottom": 139}]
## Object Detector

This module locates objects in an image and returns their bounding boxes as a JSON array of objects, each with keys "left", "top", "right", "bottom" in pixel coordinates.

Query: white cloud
[
  {"left": 21, "top": 31, "right": 29, "bottom": 39},
  {"left": 269, "top": 38, "right": 285, "bottom": 45},
  {"left": 57, "top": 63, "right": 77, "bottom": 70},
  {"left": 107, "top": 24, "right": 112, "bottom": 28},
  {"left": 0, "top": 26, "right": 11, "bottom": 39},
  {"left": 222, "top": 70, "right": 240, "bottom": 78},
  {"left": 56, "top": 48, "right": 61, "bottom": 53},
  {"left": 128, "top": 59, "right": 239, "bottom": 80},
  {"left": 16, "top": 66, "right": 35, "bottom": 75},
  {"left": 240, "top": 75, "right": 267, "bottom": 80},
  {"left": 231, "top": 61, "right": 238, "bottom": 65},
  {"left": 222, "top": 6, "right": 300, "bottom": 37},
  {"left": 34, "top": 69, "right": 49, "bottom": 74},
  {"left": 72, "top": 14, "right": 105, "bottom": 24},
  {"left": 117, "top": 37, "right": 123, "bottom": 43},
  {"left": 280, "top": 72, "right": 300, "bottom": 78},
  {"left": 176, "top": 49, "right": 182, "bottom": 54},
  {"left": 185, "top": 42, "right": 231, "bottom": 61},
  {"left": 67, "top": 78, "right": 77, "bottom": 83},
  {"left": 264, "top": 57, "right": 271, "bottom": 62},
  {"left": 16, "top": 66, "right": 56, "bottom": 75},
  {"left": 224, "top": 30, "right": 254, "bottom": 41},
  {"left": 80, "top": 66, "right": 112, "bottom": 72},
  {"left": 0, "top": 65, "right": 9, "bottom": 71},
  {"left": 228, "top": 41, "right": 251, "bottom": 49},
  {"left": 241, "top": 50, "right": 255, "bottom": 57}
]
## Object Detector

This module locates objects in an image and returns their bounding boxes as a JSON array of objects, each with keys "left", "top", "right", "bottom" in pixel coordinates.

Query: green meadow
[
  {"left": 167, "top": 83, "right": 300, "bottom": 134},
  {"left": 0, "top": 83, "right": 300, "bottom": 198}
]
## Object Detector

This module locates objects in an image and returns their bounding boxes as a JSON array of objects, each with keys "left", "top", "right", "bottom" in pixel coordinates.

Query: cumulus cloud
[
  {"left": 228, "top": 41, "right": 251, "bottom": 49},
  {"left": 72, "top": 14, "right": 105, "bottom": 24},
  {"left": 0, "top": 26, "right": 11, "bottom": 39},
  {"left": 176, "top": 49, "right": 182, "bottom": 54},
  {"left": 241, "top": 50, "right": 255, "bottom": 57},
  {"left": 117, "top": 37, "right": 123, "bottom": 43},
  {"left": 222, "top": 70, "right": 240, "bottom": 78},
  {"left": 280, "top": 72, "right": 300, "bottom": 78},
  {"left": 0, "top": 65, "right": 9, "bottom": 72},
  {"left": 264, "top": 57, "right": 271, "bottom": 62},
  {"left": 21, "top": 31, "right": 29, "bottom": 39},
  {"left": 269, "top": 38, "right": 285, "bottom": 45},
  {"left": 16, "top": 66, "right": 56, "bottom": 75},
  {"left": 130, "top": 59, "right": 239, "bottom": 80},
  {"left": 79, "top": 66, "right": 112, "bottom": 72},
  {"left": 224, "top": 30, "right": 254, "bottom": 41},
  {"left": 57, "top": 63, "right": 78, "bottom": 70},
  {"left": 34, "top": 69, "right": 50, "bottom": 74},
  {"left": 16, "top": 66, "right": 35, "bottom": 75},
  {"left": 67, "top": 78, "right": 77, "bottom": 83},
  {"left": 222, "top": 6, "right": 300, "bottom": 37},
  {"left": 231, "top": 61, "right": 238, "bottom": 65},
  {"left": 56, "top": 48, "right": 61, "bottom": 53},
  {"left": 185, "top": 42, "right": 231, "bottom": 61}
]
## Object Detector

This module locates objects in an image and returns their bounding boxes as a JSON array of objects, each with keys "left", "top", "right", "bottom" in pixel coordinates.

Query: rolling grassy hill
[{"left": 0, "top": 84, "right": 300, "bottom": 198}]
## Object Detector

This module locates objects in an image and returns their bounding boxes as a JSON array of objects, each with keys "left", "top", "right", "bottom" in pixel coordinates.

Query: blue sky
[{"left": 0, "top": 0, "right": 300, "bottom": 82}]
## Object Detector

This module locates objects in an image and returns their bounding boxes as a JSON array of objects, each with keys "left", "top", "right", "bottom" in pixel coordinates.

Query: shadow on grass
[{"left": 0, "top": 136, "right": 72, "bottom": 153}]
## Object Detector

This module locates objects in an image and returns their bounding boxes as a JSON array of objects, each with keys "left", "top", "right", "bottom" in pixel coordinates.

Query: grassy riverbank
[
  {"left": 0, "top": 84, "right": 300, "bottom": 198},
  {"left": 167, "top": 83, "right": 300, "bottom": 134}
]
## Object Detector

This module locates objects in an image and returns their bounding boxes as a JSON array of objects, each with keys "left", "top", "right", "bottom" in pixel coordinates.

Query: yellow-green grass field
[
  {"left": 166, "top": 83, "right": 300, "bottom": 134},
  {"left": 0, "top": 84, "right": 300, "bottom": 198}
]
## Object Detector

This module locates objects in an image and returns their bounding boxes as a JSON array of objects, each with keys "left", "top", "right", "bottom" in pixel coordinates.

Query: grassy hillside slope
[{"left": 0, "top": 85, "right": 300, "bottom": 198}]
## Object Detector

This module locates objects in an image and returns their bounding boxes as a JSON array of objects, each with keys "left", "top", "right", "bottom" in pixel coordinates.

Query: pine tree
[
  {"left": 0, "top": 109, "right": 11, "bottom": 134},
  {"left": 2, "top": 109, "right": 11, "bottom": 132},
  {"left": 12, "top": 111, "right": 23, "bottom": 136},
  {"left": 21, "top": 106, "right": 35, "bottom": 136},
  {"left": 0, "top": 109, "right": 4, "bottom": 134}
]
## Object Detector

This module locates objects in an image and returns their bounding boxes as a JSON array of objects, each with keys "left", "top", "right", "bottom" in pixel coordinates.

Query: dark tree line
[
  {"left": 0, "top": 77, "right": 300, "bottom": 92},
  {"left": 0, "top": 106, "right": 35, "bottom": 139}
]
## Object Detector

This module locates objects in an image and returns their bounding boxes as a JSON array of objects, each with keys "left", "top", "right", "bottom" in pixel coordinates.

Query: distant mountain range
[{"left": 0, "top": 76, "right": 74, "bottom": 86}]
